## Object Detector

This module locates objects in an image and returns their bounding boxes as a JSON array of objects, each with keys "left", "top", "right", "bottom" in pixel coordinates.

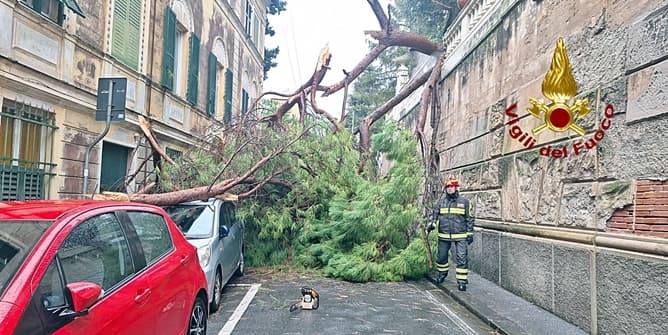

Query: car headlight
[{"left": 197, "top": 245, "right": 211, "bottom": 268}]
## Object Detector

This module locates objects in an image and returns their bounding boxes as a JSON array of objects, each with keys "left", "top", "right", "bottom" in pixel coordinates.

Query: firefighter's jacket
[{"left": 432, "top": 192, "right": 475, "bottom": 240}]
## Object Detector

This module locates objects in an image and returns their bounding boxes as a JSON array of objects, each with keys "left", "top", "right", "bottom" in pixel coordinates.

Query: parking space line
[
  {"left": 218, "top": 283, "right": 261, "bottom": 335},
  {"left": 424, "top": 289, "right": 478, "bottom": 335}
]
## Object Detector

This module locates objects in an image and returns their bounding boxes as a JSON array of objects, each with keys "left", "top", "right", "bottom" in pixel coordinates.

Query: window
[
  {"left": 111, "top": 0, "right": 143, "bottom": 70},
  {"left": 245, "top": 0, "right": 252, "bottom": 36},
  {"left": 23, "top": 0, "right": 85, "bottom": 24},
  {"left": 186, "top": 34, "right": 200, "bottom": 105},
  {"left": 223, "top": 69, "right": 233, "bottom": 124},
  {"left": 241, "top": 89, "right": 249, "bottom": 114},
  {"left": 127, "top": 212, "right": 172, "bottom": 265},
  {"left": 162, "top": 5, "right": 199, "bottom": 104},
  {"left": 206, "top": 53, "right": 218, "bottom": 116},
  {"left": 37, "top": 260, "right": 66, "bottom": 309},
  {"left": 58, "top": 213, "right": 134, "bottom": 292},
  {"left": 166, "top": 147, "right": 182, "bottom": 161},
  {"left": 0, "top": 100, "right": 57, "bottom": 201}
]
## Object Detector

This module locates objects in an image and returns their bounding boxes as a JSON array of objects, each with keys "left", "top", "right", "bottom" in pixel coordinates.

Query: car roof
[{"left": 0, "top": 200, "right": 149, "bottom": 220}]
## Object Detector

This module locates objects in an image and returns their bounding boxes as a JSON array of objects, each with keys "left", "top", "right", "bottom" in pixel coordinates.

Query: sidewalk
[{"left": 427, "top": 272, "right": 588, "bottom": 335}]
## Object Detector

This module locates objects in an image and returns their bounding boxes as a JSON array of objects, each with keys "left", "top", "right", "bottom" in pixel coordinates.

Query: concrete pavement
[{"left": 427, "top": 271, "right": 588, "bottom": 335}]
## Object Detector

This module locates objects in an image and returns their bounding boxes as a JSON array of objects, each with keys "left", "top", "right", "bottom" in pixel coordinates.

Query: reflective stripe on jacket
[{"left": 431, "top": 193, "right": 475, "bottom": 240}]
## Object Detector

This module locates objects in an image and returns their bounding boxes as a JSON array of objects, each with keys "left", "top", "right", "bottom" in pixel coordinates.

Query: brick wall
[{"left": 607, "top": 180, "right": 668, "bottom": 238}]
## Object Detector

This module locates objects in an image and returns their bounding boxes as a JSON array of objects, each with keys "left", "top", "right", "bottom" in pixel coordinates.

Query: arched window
[{"left": 207, "top": 38, "right": 233, "bottom": 120}]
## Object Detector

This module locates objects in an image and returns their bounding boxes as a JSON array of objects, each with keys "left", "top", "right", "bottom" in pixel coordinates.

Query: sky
[{"left": 263, "top": 0, "right": 392, "bottom": 114}]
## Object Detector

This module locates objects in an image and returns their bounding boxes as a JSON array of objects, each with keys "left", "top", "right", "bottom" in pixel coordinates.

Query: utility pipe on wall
[{"left": 83, "top": 80, "right": 114, "bottom": 195}]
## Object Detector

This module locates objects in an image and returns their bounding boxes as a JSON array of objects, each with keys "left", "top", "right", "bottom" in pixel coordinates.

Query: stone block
[
  {"left": 480, "top": 230, "right": 500, "bottom": 284},
  {"left": 475, "top": 190, "right": 502, "bottom": 220},
  {"left": 488, "top": 98, "right": 507, "bottom": 130},
  {"left": 455, "top": 164, "right": 482, "bottom": 191},
  {"left": 566, "top": 25, "right": 628, "bottom": 95},
  {"left": 598, "top": 111, "right": 668, "bottom": 179},
  {"left": 468, "top": 230, "right": 483, "bottom": 274},
  {"left": 596, "top": 252, "right": 668, "bottom": 334},
  {"left": 536, "top": 139, "right": 596, "bottom": 225},
  {"left": 554, "top": 245, "right": 592, "bottom": 333},
  {"left": 626, "top": 59, "right": 668, "bottom": 122},
  {"left": 625, "top": 4, "right": 668, "bottom": 71},
  {"left": 515, "top": 150, "right": 545, "bottom": 223},
  {"left": 500, "top": 156, "right": 519, "bottom": 221},
  {"left": 500, "top": 236, "right": 553, "bottom": 311},
  {"left": 447, "top": 137, "right": 485, "bottom": 169},
  {"left": 485, "top": 128, "right": 504, "bottom": 159},
  {"left": 606, "top": 0, "right": 667, "bottom": 26},
  {"left": 480, "top": 158, "right": 501, "bottom": 189},
  {"left": 559, "top": 183, "right": 597, "bottom": 228},
  {"left": 595, "top": 180, "right": 635, "bottom": 230}
]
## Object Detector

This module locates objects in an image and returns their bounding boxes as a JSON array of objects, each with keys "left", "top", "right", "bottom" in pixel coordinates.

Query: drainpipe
[{"left": 83, "top": 80, "right": 114, "bottom": 195}]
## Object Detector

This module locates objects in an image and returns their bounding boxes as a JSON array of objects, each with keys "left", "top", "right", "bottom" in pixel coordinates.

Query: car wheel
[
  {"left": 188, "top": 296, "right": 207, "bottom": 335},
  {"left": 210, "top": 270, "right": 222, "bottom": 313},
  {"left": 234, "top": 248, "right": 244, "bottom": 277}
]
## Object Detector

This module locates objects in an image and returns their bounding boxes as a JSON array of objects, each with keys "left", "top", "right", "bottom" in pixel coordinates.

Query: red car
[{"left": 0, "top": 200, "right": 208, "bottom": 335}]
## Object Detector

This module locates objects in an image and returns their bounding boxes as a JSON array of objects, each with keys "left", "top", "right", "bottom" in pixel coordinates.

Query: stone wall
[{"left": 435, "top": 0, "right": 668, "bottom": 333}]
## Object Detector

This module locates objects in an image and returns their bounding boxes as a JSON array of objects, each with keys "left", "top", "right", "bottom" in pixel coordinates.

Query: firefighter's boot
[
  {"left": 437, "top": 271, "right": 448, "bottom": 284},
  {"left": 458, "top": 282, "right": 467, "bottom": 291}
]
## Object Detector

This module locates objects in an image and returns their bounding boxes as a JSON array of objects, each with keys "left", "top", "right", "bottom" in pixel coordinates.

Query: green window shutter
[
  {"left": 186, "top": 34, "right": 200, "bottom": 105},
  {"left": 111, "top": 0, "right": 141, "bottom": 70},
  {"left": 126, "top": 0, "right": 142, "bottom": 70},
  {"left": 206, "top": 53, "right": 217, "bottom": 116},
  {"left": 162, "top": 7, "right": 177, "bottom": 90},
  {"left": 241, "top": 89, "right": 248, "bottom": 114},
  {"left": 223, "top": 69, "right": 233, "bottom": 124},
  {"left": 60, "top": 0, "right": 86, "bottom": 17}
]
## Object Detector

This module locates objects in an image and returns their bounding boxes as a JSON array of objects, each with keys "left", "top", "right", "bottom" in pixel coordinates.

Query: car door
[
  {"left": 218, "top": 203, "right": 236, "bottom": 278},
  {"left": 122, "top": 210, "right": 192, "bottom": 334},
  {"left": 226, "top": 203, "right": 242, "bottom": 268},
  {"left": 49, "top": 211, "right": 153, "bottom": 335}
]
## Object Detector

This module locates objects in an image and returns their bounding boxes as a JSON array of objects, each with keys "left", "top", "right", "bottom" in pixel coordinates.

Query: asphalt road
[{"left": 206, "top": 268, "right": 497, "bottom": 335}]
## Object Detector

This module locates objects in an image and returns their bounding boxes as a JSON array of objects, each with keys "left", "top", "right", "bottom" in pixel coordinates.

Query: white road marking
[
  {"left": 227, "top": 283, "right": 255, "bottom": 287},
  {"left": 424, "top": 289, "right": 479, "bottom": 335},
  {"left": 218, "top": 283, "right": 261, "bottom": 335}
]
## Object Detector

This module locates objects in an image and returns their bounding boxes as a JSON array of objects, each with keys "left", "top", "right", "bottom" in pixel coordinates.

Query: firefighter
[{"left": 427, "top": 176, "right": 475, "bottom": 291}]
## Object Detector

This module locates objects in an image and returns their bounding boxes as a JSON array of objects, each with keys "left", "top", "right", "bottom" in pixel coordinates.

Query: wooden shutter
[
  {"left": 186, "top": 34, "right": 200, "bottom": 105},
  {"left": 206, "top": 53, "right": 217, "bottom": 116},
  {"left": 223, "top": 69, "right": 233, "bottom": 124},
  {"left": 162, "top": 7, "right": 177, "bottom": 90},
  {"left": 111, "top": 0, "right": 141, "bottom": 70}
]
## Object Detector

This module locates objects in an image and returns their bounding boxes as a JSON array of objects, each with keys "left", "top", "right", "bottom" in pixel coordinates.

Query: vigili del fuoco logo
[{"left": 505, "top": 37, "right": 614, "bottom": 159}]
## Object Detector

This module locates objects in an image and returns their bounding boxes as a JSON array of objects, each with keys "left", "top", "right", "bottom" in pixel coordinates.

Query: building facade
[
  {"left": 0, "top": 0, "right": 267, "bottom": 199},
  {"left": 431, "top": 0, "right": 668, "bottom": 333}
]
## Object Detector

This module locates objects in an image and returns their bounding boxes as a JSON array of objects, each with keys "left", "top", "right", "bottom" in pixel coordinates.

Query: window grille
[{"left": 0, "top": 99, "right": 57, "bottom": 200}]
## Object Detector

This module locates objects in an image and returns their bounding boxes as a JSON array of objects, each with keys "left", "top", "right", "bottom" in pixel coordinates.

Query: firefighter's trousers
[{"left": 435, "top": 238, "right": 469, "bottom": 283}]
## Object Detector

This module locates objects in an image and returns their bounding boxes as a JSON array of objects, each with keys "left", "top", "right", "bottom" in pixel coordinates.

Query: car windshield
[
  {"left": 0, "top": 221, "right": 52, "bottom": 298},
  {"left": 163, "top": 204, "right": 214, "bottom": 239}
]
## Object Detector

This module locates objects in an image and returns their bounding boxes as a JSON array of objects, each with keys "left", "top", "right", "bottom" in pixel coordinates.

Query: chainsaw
[{"left": 289, "top": 287, "right": 319, "bottom": 312}]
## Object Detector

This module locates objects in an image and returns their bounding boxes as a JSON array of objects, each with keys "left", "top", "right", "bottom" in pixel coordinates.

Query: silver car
[{"left": 163, "top": 199, "right": 244, "bottom": 313}]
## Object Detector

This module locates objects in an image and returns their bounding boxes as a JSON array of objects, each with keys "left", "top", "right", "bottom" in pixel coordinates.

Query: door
[
  {"left": 218, "top": 202, "right": 235, "bottom": 279},
  {"left": 123, "top": 211, "right": 191, "bottom": 334},
  {"left": 51, "top": 212, "right": 153, "bottom": 335},
  {"left": 100, "top": 141, "right": 129, "bottom": 192}
]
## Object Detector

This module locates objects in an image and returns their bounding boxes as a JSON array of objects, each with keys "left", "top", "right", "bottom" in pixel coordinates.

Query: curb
[{"left": 426, "top": 274, "right": 513, "bottom": 335}]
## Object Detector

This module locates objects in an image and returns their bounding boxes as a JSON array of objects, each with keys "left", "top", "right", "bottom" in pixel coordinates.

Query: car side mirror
[
  {"left": 219, "top": 225, "right": 229, "bottom": 238},
  {"left": 66, "top": 282, "right": 102, "bottom": 315}
]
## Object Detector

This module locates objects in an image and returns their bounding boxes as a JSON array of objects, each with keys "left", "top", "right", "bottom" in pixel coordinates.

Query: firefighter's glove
[
  {"left": 466, "top": 235, "right": 474, "bottom": 245},
  {"left": 427, "top": 222, "right": 436, "bottom": 233}
]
